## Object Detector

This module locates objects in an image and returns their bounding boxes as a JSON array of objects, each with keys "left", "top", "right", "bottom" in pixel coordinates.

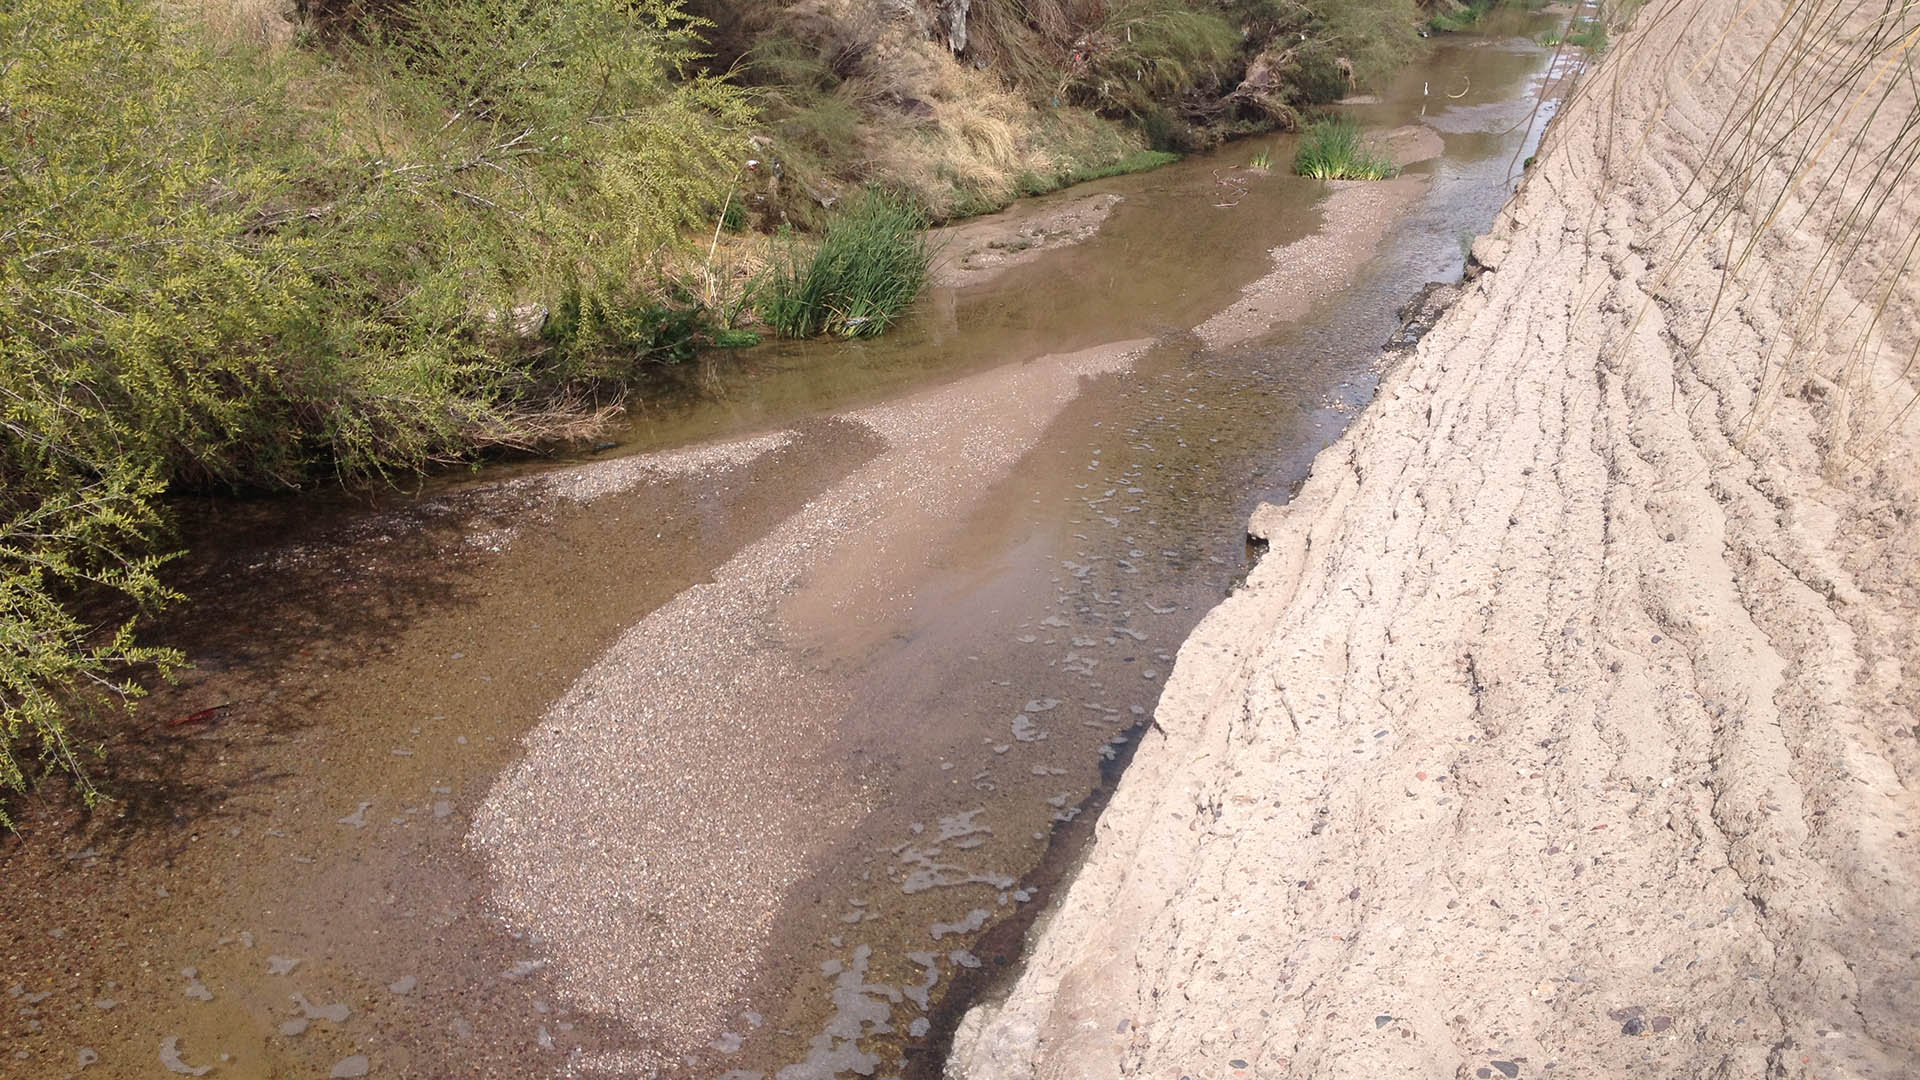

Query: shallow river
[{"left": 1, "top": 16, "right": 1572, "bottom": 1080}]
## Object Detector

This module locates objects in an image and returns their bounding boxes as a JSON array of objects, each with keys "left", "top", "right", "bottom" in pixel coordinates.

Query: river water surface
[{"left": 1, "top": 17, "right": 1574, "bottom": 1080}]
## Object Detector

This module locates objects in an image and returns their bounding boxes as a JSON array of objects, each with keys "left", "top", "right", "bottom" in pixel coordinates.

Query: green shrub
[
  {"left": 1293, "top": 116, "right": 1400, "bottom": 179},
  {"left": 0, "top": 0, "right": 751, "bottom": 816},
  {"left": 765, "top": 194, "right": 930, "bottom": 338},
  {"left": 1430, "top": 0, "right": 1499, "bottom": 33}
]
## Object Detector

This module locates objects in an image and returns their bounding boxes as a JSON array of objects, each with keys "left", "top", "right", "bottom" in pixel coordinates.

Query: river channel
[{"left": 1, "top": 14, "right": 1574, "bottom": 1080}]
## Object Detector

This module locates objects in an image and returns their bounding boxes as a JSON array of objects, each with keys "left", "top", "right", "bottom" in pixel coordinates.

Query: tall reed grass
[
  {"left": 1294, "top": 117, "right": 1400, "bottom": 179},
  {"left": 765, "top": 194, "right": 931, "bottom": 339}
]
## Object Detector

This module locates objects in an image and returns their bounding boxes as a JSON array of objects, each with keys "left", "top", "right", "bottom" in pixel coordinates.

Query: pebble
[
  {"left": 336, "top": 803, "right": 372, "bottom": 828},
  {"left": 281, "top": 1018, "right": 311, "bottom": 1037},
  {"left": 709, "top": 1032, "right": 744, "bottom": 1053},
  {"left": 159, "top": 1036, "right": 211, "bottom": 1076},
  {"left": 76, "top": 1048, "right": 99, "bottom": 1069},
  {"left": 267, "top": 955, "right": 301, "bottom": 976},
  {"left": 1490, "top": 1061, "right": 1519, "bottom": 1078},
  {"left": 388, "top": 976, "right": 418, "bottom": 995},
  {"left": 330, "top": 1055, "right": 371, "bottom": 1078}
]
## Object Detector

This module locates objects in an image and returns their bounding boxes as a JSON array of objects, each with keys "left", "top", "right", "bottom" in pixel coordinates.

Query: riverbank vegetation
[
  {"left": 765, "top": 195, "right": 930, "bottom": 337},
  {"left": 3, "top": 0, "right": 1455, "bottom": 814},
  {"left": 1294, "top": 117, "right": 1401, "bottom": 178}
]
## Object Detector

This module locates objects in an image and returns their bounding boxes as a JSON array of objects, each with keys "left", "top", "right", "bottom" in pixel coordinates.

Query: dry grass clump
[{"left": 188, "top": 0, "right": 297, "bottom": 47}]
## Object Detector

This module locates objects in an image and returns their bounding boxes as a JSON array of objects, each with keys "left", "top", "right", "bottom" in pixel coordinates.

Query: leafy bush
[
  {"left": 1430, "top": 0, "right": 1499, "bottom": 33},
  {"left": 0, "top": 0, "right": 751, "bottom": 815},
  {"left": 765, "top": 194, "right": 930, "bottom": 338},
  {"left": 1294, "top": 116, "right": 1400, "bottom": 179}
]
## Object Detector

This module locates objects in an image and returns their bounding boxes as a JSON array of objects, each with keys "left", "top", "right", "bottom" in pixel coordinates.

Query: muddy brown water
[{"left": 2, "top": 17, "right": 1574, "bottom": 1080}]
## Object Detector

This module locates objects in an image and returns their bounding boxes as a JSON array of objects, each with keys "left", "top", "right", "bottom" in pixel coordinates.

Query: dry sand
[{"left": 950, "top": 0, "right": 1920, "bottom": 1076}]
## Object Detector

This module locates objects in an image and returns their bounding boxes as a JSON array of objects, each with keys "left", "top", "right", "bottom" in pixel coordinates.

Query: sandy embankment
[{"left": 951, "top": 0, "right": 1920, "bottom": 1076}]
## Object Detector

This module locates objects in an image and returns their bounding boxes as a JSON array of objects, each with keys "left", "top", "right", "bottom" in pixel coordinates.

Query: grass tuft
[
  {"left": 1293, "top": 117, "right": 1399, "bottom": 180},
  {"left": 765, "top": 194, "right": 931, "bottom": 339}
]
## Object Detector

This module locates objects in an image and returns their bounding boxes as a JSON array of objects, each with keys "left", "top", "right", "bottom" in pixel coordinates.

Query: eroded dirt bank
[{"left": 950, "top": 1, "right": 1920, "bottom": 1076}]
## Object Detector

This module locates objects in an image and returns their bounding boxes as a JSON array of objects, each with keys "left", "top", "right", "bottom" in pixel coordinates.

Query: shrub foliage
[{"left": 0, "top": 0, "right": 751, "bottom": 815}]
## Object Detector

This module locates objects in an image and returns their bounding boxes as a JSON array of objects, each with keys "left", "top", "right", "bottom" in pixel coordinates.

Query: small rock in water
[
  {"left": 336, "top": 803, "right": 372, "bottom": 828},
  {"left": 330, "top": 1055, "right": 371, "bottom": 1078},
  {"left": 388, "top": 976, "right": 418, "bottom": 995},
  {"left": 948, "top": 950, "right": 983, "bottom": 969},
  {"left": 76, "top": 1048, "right": 100, "bottom": 1069},
  {"left": 159, "top": 1036, "right": 212, "bottom": 1076},
  {"left": 267, "top": 955, "right": 301, "bottom": 976},
  {"left": 909, "top": 1018, "right": 931, "bottom": 1038},
  {"left": 281, "top": 1018, "right": 310, "bottom": 1037}
]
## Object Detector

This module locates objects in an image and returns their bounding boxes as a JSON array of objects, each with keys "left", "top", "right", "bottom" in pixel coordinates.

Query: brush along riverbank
[{"left": 949, "top": 0, "right": 1920, "bottom": 1074}]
